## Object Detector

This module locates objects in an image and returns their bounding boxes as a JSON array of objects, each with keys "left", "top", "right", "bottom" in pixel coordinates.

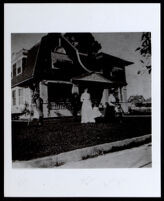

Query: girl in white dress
[
  {"left": 92, "top": 104, "right": 102, "bottom": 119},
  {"left": 80, "top": 89, "right": 95, "bottom": 123}
]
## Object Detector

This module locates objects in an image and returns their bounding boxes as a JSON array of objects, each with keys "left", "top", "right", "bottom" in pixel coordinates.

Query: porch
[{"left": 39, "top": 73, "right": 129, "bottom": 118}]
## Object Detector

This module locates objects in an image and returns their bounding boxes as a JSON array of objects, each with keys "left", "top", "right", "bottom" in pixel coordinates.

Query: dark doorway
[
  {"left": 48, "top": 83, "right": 72, "bottom": 102},
  {"left": 79, "top": 83, "right": 103, "bottom": 105}
]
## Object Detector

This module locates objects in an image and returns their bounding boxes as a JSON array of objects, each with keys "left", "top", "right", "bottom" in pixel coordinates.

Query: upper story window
[
  {"left": 12, "top": 49, "right": 28, "bottom": 78},
  {"left": 16, "top": 59, "right": 22, "bottom": 76},
  {"left": 110, "top": 67, "right": 125, "bottom": 82},
  {"left": 12, "top": 63, "right": 16, "bottom": 77},
  {"left": 12, "top": 57, "right": 27, "bottom": 77},
  {"left": 22, "top": 57, "right": 27, "bottom": 67},
  {"left": 51, "top": 47, "right": 72, "bottom": 69},
  {"left": 55, "top": 47, "right": 66, "bottom": 54}
]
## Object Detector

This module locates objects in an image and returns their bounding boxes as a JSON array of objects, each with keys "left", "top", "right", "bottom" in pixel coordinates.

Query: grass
[{"left": 12, "top": 116, "right": 151, "bottom": 161}]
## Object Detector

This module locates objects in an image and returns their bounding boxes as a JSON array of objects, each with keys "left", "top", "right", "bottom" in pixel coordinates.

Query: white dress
[
  {"left": 80, "top": 92, "right": 95, "bottom": 123},
  {"left": 92, "top": 106, "right": 102, "bottom": 119}
]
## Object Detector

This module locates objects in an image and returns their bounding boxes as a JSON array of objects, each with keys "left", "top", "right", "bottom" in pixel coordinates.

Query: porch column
[
  {"left": 24, "top": 87, "right": 33, "bottom": 105},
  {"left": 118, "top": 87, "right": 122, "bottom": 102},
  {"left": 15, "top": 87, "right": 19, "bottom": 106},
  {"left": 121, "top": 86, "right": 128, "bottom": 113},
  {"left": 100, "top": 89, "right": 109, "bottom": 107},
  {"left": 39, "top": 81, "right": 49, "bottom": 118},
  {"left": 72, "top": 83, "right": 79, "bottom": 94}
]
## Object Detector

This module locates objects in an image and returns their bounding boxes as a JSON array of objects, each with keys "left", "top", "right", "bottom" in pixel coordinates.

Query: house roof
[
  {"left": 33, "top": 34, "right": 87, "bottom": 81},
  {"left": 12, "top": 33, "right": 133, "bottom": 87},
  {"left": 95, "top": 52, "right": 134, "bottom": 67},
  {"left": 78, "top": 52, "right": 133, "bottom": 73},
  {"left": 12, "top": 42, "right": 40, "bottom": 87}
]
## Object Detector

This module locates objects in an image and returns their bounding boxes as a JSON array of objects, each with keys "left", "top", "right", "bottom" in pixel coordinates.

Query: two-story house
[{"left": 11, "top": 33, "right": 133, "bottom": 119}]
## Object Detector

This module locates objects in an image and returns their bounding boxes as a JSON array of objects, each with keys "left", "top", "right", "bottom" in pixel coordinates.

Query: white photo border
[{"left": 4, "top": 3, "right": 161, "bottom": 197}]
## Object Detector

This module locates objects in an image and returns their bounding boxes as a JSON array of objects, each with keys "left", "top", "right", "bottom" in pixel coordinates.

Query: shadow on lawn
[{"left": 12, "top": 116, "right": 151, "bottom": 161}]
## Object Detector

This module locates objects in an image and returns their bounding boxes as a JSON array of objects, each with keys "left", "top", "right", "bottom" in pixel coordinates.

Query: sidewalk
[
  {"left": 57, "top": 143, "right": 152, "bottom": 168},
  {"left": 13, "top": 134, "right": 151, "bottom": 168}
]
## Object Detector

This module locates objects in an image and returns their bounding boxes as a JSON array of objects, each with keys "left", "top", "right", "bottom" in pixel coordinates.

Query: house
[
  {"left": 128, "top": 95, "right": 151, "bottom": 114},
  {"left": 128, "top": 95, "right": 145, "bottom": 104},
  {"left": 144, "top": 97, "right": 151, "bottom": 104},
  {"left": 11, "top": 33, "right": 133, "bottom": 119}
]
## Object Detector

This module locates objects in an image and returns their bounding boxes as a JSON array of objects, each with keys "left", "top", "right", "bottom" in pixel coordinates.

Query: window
[
  {"left": 51, "top": 51, "right": 72, "bottom": 69},
  {"left": 55, "top": 47, "right": 66, "bottom": 54},
  {"left": 22, "top": 57, "right": 27, "bottom": 67},
  {"left": 16, "top": 59, "right": 22, "bottom": 75},
  {"left": 110, "top": 67, "right": 125, "bottom": 82},
  {"left": 17, "top": 66, "right": 22, "bottom": 74},
  {"left": 13, "top": 63, "right": 16, "bottom": 77},
  {"left": 12, "top": 90, "right": 16, "bottom": 106},
  {"left": 18, "top": 88, "right": 23, "bottom": 105}
]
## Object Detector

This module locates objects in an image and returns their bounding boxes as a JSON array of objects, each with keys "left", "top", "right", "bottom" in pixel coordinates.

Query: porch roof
[
  {"left": 43, "top": 80, "right": 72, "bottom": 85},
  {"left": 71, "top": 72, "right": 113, "bottom": 84}
]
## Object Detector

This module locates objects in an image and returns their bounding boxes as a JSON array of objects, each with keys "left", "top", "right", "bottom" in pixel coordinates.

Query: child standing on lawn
[
  {"left": 92, "top": 103, "right": 102, "bottom": 122},
  {"left": 23, "top": 103, "right": 34, "bottom": 126}
]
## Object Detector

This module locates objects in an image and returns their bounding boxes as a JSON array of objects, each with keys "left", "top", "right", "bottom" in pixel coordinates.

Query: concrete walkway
[
  {"left": 13, "top": 134, "right": 151, "bottom": 168},
  {"left": 57, "top": 143, "right": 152, "bottom": 168}
]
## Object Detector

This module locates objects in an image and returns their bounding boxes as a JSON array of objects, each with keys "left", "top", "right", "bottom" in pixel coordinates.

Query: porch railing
[
  {"left": 48, "top": 101, "right": 73, "bottom": 110},
  {"left": 46, "top": 101, "right": 151, "bottom": 115}
]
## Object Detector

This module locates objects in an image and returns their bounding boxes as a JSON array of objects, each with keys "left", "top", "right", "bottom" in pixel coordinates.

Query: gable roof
[{"left": 71, "top": 72, "right": 113, "bottom": 86}]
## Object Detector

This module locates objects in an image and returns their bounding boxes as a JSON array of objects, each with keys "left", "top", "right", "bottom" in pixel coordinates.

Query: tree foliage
[
  {"left": 136, "top": 32, "right": 151, "bottom": 74},
  {"left": 64, "top": 33, "right": 102, "bottom": 55}
]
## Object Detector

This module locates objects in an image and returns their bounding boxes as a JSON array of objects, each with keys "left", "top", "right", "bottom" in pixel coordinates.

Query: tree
[
  {"left": 135, "top": 32, "right": 151, "bottom": 74},
  {"left": 64, "top": 33, "right": 102, "bottom": 55}
]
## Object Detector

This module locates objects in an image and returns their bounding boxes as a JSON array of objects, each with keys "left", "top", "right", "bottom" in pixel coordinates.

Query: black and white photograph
[
  {"left": 11, "top": 32, "right": 152, "bottom": 168},
  {"left": 4, "top": 3, "right": 161, "bottom": 197}
]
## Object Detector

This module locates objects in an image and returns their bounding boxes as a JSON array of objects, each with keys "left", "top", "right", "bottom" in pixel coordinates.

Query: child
[
  {"left": 23, "top": 103, "right": 34, "bottom": 126},
  {"left": 92, "top": 103, "right": 102, "bottom": 122}
]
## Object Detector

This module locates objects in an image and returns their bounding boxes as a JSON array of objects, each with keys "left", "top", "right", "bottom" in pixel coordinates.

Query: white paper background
[{"left": 4, "top": 3, "right": 161, "bottom": 197}]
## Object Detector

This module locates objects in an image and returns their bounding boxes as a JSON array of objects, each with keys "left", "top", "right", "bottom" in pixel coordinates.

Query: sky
[{"left": 11, "top": 33, "right": 151, "bottom": 99}]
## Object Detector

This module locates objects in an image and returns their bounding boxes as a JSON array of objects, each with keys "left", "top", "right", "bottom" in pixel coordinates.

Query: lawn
[{"left": 12, "top": 116, "right": 151, "bottom": 161}]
